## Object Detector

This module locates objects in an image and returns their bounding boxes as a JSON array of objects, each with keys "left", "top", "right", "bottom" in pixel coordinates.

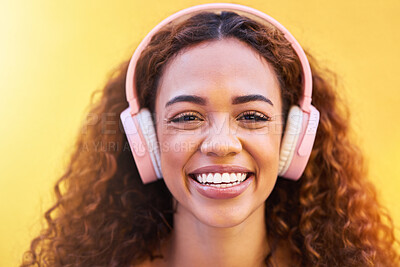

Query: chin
[{"left": 191, "top": 201, "right": 265, "bottom": 229}]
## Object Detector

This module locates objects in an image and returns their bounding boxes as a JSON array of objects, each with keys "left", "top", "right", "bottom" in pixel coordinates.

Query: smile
[{"left": 189, "top": 172, "right": 253, "bottom": 188}]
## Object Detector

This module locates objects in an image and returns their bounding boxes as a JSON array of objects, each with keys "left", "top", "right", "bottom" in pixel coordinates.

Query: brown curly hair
[{"left": 21, "top": 10, "right": 400, "bottom": 267}]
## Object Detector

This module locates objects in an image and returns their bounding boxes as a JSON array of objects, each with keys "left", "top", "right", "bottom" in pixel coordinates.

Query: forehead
[{"left": 156, "top": 38, "right": 281, "bottom": 106}]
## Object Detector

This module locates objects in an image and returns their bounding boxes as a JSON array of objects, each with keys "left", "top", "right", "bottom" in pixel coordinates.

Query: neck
[{"left": 164, "top": 201, "right": 269, "bottom": 267}]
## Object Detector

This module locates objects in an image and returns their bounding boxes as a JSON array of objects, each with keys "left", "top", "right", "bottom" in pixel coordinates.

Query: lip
[
  {"left": 188, "top": 165, "right": 253, "bottom": 175},
  {"left": 189, "top": 174, "right": 254, "bottom": 199}
]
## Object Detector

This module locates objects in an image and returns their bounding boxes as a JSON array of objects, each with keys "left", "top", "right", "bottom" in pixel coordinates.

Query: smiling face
[{"left": 154, "top": 38, "right": 283, "bottom": 228}]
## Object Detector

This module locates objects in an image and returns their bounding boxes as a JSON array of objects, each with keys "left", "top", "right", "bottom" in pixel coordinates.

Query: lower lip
[{"left": 189, "top": 175, "right": 254, "bottom": 199}]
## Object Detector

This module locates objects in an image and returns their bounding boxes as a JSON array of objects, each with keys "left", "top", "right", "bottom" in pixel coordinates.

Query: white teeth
[
  {"left": 229, "top": 173, "right": 237, "bottom": 182},
  {"left": 214, "top": 173, "right": 222, "bottom": 183},
  {"left": 206, "top": 173, "right": 213, "bottom": 183},
  {"left": 194, "top": 172, "right": 250, "bottom": 184},
  {"left": 202, "top": 174, "right": 207, "bottom": 183},
  {"left": 221, "top": 173, "right": 230, "bottom": 183},
  {"left": 208, "top": 181, "right": 240, "bottom": 188}
]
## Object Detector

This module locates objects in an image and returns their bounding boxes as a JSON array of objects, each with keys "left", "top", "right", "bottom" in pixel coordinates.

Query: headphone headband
[{"left": 125, "top": 3, "right": 313, "bottom": 115}]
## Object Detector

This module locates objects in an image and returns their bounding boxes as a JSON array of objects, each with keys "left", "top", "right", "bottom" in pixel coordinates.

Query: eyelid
[
  {"left": 167, "top": 110, "right": 204, "bottom": 123},
  {"left": 167, "top": 110, "right": 271, "bottom": 123},
  {"left": 236, "top": 110, "right": 271, "bottom": 121}
]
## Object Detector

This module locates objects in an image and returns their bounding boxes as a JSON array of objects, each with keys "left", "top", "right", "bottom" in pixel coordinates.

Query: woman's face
[{"left": 154, "top": 38, "right": 283, "bottom": 228}]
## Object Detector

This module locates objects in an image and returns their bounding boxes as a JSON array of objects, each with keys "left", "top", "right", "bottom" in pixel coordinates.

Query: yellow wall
[{"left": 1, "top": 0, "right": 399, "bottom": 265}]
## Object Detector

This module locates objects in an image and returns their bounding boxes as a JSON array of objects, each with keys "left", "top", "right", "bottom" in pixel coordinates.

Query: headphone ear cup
[
  {"left": 278, "top": 105, "right": 320, "bottom": 180},
  {"left": 120, "top": 107, "right": 162, "bottom": 184},
  {"left": 278, "top": 106, "right": 303, "bottom": 177},
  {"left": 136, "top": 109, "right": 162, "bottom": 179}
]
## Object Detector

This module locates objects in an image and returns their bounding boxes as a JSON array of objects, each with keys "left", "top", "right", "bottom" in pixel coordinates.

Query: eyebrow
[
  {"left": 232, "top": 94, "right": 274, "bottom": 106},
  {"left": 165, "top": 94, "right": 273, "bottom": 108},
  {"left": 165, "top": 95, "right": 206, "bottom": 108}
]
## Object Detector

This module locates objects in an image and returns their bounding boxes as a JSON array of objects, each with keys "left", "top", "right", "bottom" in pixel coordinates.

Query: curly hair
[{"left": 21, "top": 10, "right": 400, "bottom": 267}]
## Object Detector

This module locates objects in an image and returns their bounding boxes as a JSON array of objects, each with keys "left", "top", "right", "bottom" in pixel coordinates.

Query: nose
[{"left": 200, "top": 113, "right": 242, "bottom": 157}]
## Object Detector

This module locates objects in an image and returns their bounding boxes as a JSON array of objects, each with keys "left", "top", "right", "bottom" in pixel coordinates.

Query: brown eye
[
  {"left": 166, "top": 111, "right": 205, "bottom": 130},
  {"left": 237, "top": 111, "right": 271, "bottom": 122},
  {"left": 169, "top": 112, "right": 204, "bottom": 123}
]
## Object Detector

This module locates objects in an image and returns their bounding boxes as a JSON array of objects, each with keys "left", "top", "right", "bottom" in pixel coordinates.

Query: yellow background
[{"left": 1, "top": 0, "right": 399, "bottom": 265}]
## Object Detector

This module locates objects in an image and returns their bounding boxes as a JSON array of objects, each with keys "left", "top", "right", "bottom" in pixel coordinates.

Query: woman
[{"left": 21, "top": 3, "right": 400, "bottom": 267}]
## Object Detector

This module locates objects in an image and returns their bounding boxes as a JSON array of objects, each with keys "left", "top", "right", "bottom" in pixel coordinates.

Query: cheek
[
  {"left": 157, "top": 129, "right": 199, "bottom": 193},
  {"left": 242, "top": 125, "right": 281, "bottom": 161},
  {"left": 158, "top": 130, "right": 198, "bottom": 162},
  {"left": 244, "top": 131, "right": 281, "bottom": 193}
]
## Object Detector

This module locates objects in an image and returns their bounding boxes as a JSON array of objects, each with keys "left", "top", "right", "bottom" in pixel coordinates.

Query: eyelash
[
  {"left": 168, "top": 111, "right": 271, "bottom": 123},
  {"left": 169, "top": 111, "right": 204, "bottom": 123},
  {"left": 237, "top": 111, "right": 271, "bottom": 122}
]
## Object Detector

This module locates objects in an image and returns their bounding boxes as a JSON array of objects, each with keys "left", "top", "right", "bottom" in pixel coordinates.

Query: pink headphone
[{"left": 120, "top": 3, "right": 320, "bottom": 184}]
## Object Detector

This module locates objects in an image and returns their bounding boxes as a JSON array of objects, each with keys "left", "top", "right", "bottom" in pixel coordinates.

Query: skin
[{"left": 145, "top": 38, "right": 286, "bottom": 267}]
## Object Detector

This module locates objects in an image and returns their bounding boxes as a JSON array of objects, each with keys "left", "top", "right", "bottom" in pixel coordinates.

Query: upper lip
[{"left": 188, "top": 165, "right": 253, "bottom": 175}]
